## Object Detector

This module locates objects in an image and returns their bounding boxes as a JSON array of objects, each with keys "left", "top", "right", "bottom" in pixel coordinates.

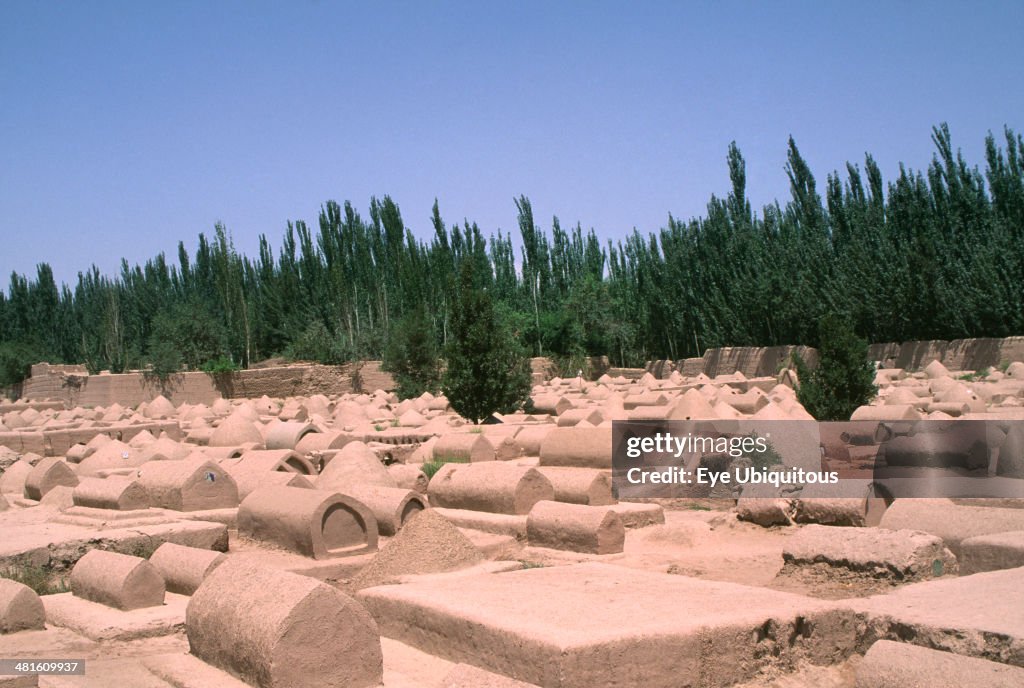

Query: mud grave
[{"left": 1, "top": 360, "right": 1023, "bottom": 686}]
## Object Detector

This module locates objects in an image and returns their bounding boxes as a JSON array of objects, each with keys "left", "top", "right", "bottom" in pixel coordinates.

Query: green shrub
[
  {"left": 382, "top": 307, "right": 441, "bottom": 399},
  {"left": 793, "top": 315, "right": 878, "bottom": 421},
  {"left": 286, "top": 321, "right": 352, "bottom": 365},
  {"left": 145, "top": 340, "right": 182, "bottom": 383},
  {"left": 148, "top": 300, "right": 231, "bottom": 371},
  {"left": 442, "top": 261, "right": 531, "bottom": 424},
  {"left": 741, "top": 434, "right": 783, "bottom": 471},
  {"left": 0, "top": 342, "right": 35, "bottom": 387},
  {"left": 201, "top": 356, "right": 240, "bottom": 375},
  {"left": 552, "top": 351, "right": 591, "bottom": 380}
]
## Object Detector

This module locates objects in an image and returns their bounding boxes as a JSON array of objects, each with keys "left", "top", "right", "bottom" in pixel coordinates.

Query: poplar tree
[{"left": 2, "top": 124, "right": 1022, "bottom": 386}]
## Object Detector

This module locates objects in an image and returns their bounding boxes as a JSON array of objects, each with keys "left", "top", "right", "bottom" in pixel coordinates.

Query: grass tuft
[
  {"left": 421, "top": 455, "right": 469, "bottom": 479},
  {"left": 1, "top": 565, "right": 70, "bottom": 596},
  {"left": 518, "top": 560, "right": 546, "bottom": 569},
  {"left": 958, "top": 367, "right": 990, "bottom": 382}
]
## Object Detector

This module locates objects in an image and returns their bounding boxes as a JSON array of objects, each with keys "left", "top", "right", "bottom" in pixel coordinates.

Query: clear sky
[{"left": 2, "top": 1, "right": 1021, "bottom": 286}]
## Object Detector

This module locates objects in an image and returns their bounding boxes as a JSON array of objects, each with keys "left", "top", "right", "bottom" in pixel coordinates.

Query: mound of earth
[{"left": 350, "top": 509, "right": 485, "bottom": 590}]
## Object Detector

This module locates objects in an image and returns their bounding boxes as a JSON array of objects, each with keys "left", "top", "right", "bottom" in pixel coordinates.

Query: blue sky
[{"left": 2, "top": 1, "right": 1021, "bottom": 285}]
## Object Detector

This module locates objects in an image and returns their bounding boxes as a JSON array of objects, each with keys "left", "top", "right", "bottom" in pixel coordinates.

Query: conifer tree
[
  {"left": 793, "top": 316, "right": 878, "bottom": 421},
  {"left": 383, "top": 306, "right": 441, "bottom": 399},
  {"left": 441, "top": 260, "right": 531, "bottom": 423}
]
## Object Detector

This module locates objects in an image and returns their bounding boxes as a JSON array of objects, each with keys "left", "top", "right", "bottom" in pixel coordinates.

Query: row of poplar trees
[{"left": 1, "top": 124, "right": 1023, "bottom": 386}]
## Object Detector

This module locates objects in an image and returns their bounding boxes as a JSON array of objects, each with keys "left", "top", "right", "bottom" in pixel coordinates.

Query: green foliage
[
  {"left": 1, "top": 565, "right": 70, "bottom": 596},
  {"left": 149, "top": 300, "right": 231, "bottom": 371},
  {"left": 200, "top": 356, "right": 240, "bottom": 374},
  {"left": 0, "top": 342, "right": 35, "bottom": 386},
  {"left": 743, "top": 434, "right": 783, "bottom": 471},
  {"left": 146, "top": 339, "right": 182, "bottom": 382},
  {"left": 793, "top": 316, "right": 878, "bottom": 420},
  {"left": 285, "top": 320, "right": 352, "bottom": 365},
  {"left": 421, "top": 455, "right": 469, "bottom": 479},
  {"left": 2, "top": 125, "right": 1024, "bottom": 374},
  {"left": 958, "top": 368, "right": 990, "bottom": 382},
  {"left": 552, "top": 352, "right": 591, "bottom": 380},
  {"left": 441, "top": 261, "right": 532, "bottom": 424},
  {"left": 382, "top": 307, "right": 441, "bottom": 399}
]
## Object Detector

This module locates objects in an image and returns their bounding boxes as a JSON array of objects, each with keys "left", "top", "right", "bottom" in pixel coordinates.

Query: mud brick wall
[
  {"left": 644, "top": 336, "right": 1024, "bottom": 380},
  {"left": 646, "top": 345, "right": 817, "bottom": 380},
  {"left": 530, "top": 357, "right": 556, "bottom": 385},
  {"left": 221, "top": 362, "right": 394, "bottom": 398},
  {"left": 870, "top": 337, "right": 1024, "bottom": 372},
  {"left": 19, "top": 361, "right": 395, "bottom": 408},
  {"left": 607, "top": 367, "right": 646, "bottom": 380},
  {"left": 701, "top": 345, "right": 817, "bottom": 378},
  {"left": 353, "top": 362, "right": 396, "bottom": 394},
  {"left": 18, "top": 363, "right": 87, "bottom": 401},
  {"left": 17, "top": 337, "right": 1024, "bottom": 401}
]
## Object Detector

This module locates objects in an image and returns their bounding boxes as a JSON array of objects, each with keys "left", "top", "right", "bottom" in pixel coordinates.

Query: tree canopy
[{"left": 2, "top": 125, "right": 1022, "bottom": 385}]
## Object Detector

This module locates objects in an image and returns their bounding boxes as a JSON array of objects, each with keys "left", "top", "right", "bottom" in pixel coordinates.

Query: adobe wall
[
  {"left": 643, "top": 336, "right": 1024, "bottom": 380},
  {"left": 872, "top": 337, "right": 1024, "bottom": 372},
  {"left": 527, "top": 357, "right": 610, "bottom": 384},
  {"left": 530, "top": 357, "right": 556, "bottom": 385},
  {"left": 645, "top": 345, "right": 817, "bottom": 380},
  {"left": 15, "top": 364, "right": 88, "bottom": 402},
  {"left": 606, "top": 367, "right": 646, "bottom": 380},
  {"left": 19, "top": 361, "right": 395, "bottom": 408},
  {"left": 16, "top": 336, "right": 1024, "bottom": 403}
]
